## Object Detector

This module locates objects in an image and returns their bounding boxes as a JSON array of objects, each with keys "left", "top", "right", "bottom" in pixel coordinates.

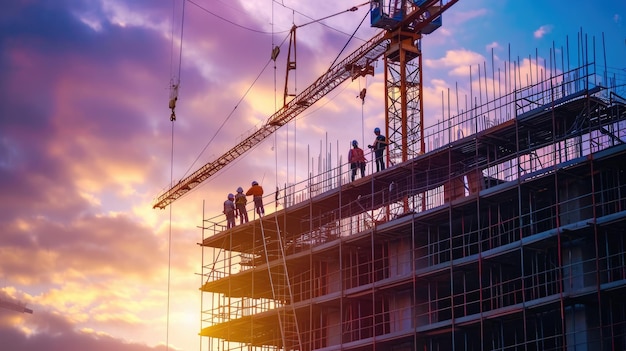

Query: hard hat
[
  {"left": 237, "top": 187, "right": 243, "bottom": 193},
  {"left": 352, "top": 140, "right": 358, "bottom": 146},
  {"left": 228, "top": 193, "right": 234, "bottom": 200},
  {"left": 374, "top": 127, "right": 380, "bottom": 133},
  {"left": 252, "top": 180, "right": 258, "bottom": 186}
]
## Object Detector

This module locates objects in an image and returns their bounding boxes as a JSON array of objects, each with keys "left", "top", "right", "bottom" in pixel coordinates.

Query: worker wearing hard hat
[
  {"left": 348, "top": 140, "right": 367, "bottom": 181},
  {"left": 368, "top": 127, "right": 388, "bottom": 172},
  {"left": 223, "top": 193, "right": 236, "bottom": 229},
  {"left": 246, "top": 181, "right": 265, "bottom": 217},
  {"left": 235, "top": 187, "right": 249, "bottom": 224}
]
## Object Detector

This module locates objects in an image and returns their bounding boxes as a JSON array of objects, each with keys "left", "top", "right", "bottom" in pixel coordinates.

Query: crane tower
[{"left": 371, "top": 0, "right": 445, "bottom": 164}]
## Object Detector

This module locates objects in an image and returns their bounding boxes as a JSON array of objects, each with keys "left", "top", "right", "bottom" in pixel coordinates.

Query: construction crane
[{"left": 153, "top": 0, "right": 459, "bottom": 210}]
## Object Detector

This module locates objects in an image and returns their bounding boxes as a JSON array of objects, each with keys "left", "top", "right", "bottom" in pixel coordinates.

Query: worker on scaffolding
[
  {"left": 348, "top": 140, "right": 367, "bottom": 181},
  {"left": 368, "top": 127, "right": 388, "bottom": 172},
  {"left": 234, "top": 187, "right": 249, "bottom": 224},
  {"left": 223, "top": 193, "right": 236, "bottom": 229},
  {"left": 246, "top": 181, "right": 265, "bottom": 217}
]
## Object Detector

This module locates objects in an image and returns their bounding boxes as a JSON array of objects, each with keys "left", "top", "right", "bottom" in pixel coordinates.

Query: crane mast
[
  {"left": 372, "top": 0, "right": 458, "bottom": 164},
  {"left": 153, "top": 0, "right": 458, "bottom": 210}
]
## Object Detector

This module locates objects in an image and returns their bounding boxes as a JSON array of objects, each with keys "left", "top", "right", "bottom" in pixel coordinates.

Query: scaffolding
[{"left": 198, "top": 58, "right": 626, "bottom": 350}]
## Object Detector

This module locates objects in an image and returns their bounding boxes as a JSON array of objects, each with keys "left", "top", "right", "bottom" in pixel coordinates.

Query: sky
[{"left": 0, "top": 1, "right": 624, "bottom": 350}]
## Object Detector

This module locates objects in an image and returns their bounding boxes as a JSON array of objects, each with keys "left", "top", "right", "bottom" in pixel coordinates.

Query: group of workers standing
[
  {"left": 223, "top": 181, "right": 265, "bottom": 229},
  {"left": 348, "top": 127, "right": 388, "bottom": 181},
  {"left": 222, "top": 128, "right": 387, "bottom": 229}
]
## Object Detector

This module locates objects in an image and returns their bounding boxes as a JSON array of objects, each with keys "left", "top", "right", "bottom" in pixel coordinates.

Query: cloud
[
  {"left": 424, "top": 49, "right": 486, "bottom": 77},
  {"left": 4, "top": 1, "right": 623, "bottom": 351},
  {"left": 0, "top": 308, "right": 175, "bottom": 351},
  {"left": 486, "top": 41, "right": 500, "bottom": 51},
  {"left": 453, "top": 8, "right": 489, "bottom": 24},
  {"left": 0, "top": 1, "right": 201, "bottom": 349},
  {"left": 533, "top": 25, "right": 553, "bottom": 39}
]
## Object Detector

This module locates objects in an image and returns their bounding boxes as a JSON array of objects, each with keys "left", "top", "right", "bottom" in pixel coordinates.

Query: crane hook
[{"left": 169, "top": 83, "right": 179, "bottom": 121}]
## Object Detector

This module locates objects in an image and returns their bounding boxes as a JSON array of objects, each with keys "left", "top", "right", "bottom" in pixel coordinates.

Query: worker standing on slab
[
  {"left": 348, "top": 140, "right": 367, "bottom": 181},
  {"left": 223, "top": 193, "right": 236, "bottom": 229},
  {"left": 246, "top": 181, "right": 265, "bottom": 217},
  {"left": 368, "top": 127, "right": 387, "bottom": 172},
  {"left": 235, "top": 187, "right": 248, "bottom": 224}
]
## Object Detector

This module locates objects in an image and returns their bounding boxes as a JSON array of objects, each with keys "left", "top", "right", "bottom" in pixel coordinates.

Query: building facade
[{"left": 199, "top": 62, "right": 626, "bottom": 350}]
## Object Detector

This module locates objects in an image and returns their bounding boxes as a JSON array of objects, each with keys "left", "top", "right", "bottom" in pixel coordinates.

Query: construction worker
[
  {"left": 368, "top": 127, "right": 388, "bottom": 172},
  {"left": 246, "top": 181, "right": 265, "bottom": 217},
  {"left": 235, "top": 187, "right": 248, "bottom": 224},
  {"left": 348, "top": 140, "right": 367, "bottom": 181},
  {"left": 223, "top": 193, "right": 236, "bottom": 229}
]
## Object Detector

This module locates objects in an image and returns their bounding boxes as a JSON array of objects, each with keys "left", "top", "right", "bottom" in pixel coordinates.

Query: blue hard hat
[
  {"left": 237, "top": 187, "right": 243, "bottom": 193},
  {"left": 228, "top": 193, "right": 234, "bottom": 199},
  {"left": 252, "top": 181, "right": 258, "bottom": 186},
  {"left": 374, "top": 127, "right": 380, "bottom": 133},
  {"left": 352, "top": 140, "right": 358, "bottom": 146}
]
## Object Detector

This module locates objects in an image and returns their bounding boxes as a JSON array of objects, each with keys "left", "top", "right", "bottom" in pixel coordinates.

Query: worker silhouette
[
  {"left": 246, "top": 181, "right": 265, "bottom": 217},
  {"left": 348, "top": 140, "right": 367, "bottom": 181},
  {"left": 223, "top": 193, "right": 236, "bottom": 229},
  {"left": 235, "top": 187, "right": 248, "bottom": 224},
  {"left": 368, "top": 127, "right": 388, "bottom": 172}
]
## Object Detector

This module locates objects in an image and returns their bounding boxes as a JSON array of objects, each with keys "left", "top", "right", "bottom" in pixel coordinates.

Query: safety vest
[
  {"left": 235, "top": 193, "right": 247, "bottom": 205},
  {"left": 350, "top": 147, "right": 366, "bottom": 163}
]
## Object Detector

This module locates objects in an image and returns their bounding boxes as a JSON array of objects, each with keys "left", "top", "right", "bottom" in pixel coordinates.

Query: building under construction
[{"left": 197, "top": 50, "right": 626, "bottom": 350}]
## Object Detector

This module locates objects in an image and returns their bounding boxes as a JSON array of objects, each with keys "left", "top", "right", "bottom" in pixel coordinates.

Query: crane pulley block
[{"left": 346, "top": 62, "right": 375, "bottom": 80}]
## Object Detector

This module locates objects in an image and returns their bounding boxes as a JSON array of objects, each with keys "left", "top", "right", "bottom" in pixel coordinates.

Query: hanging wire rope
[
  {"left": 294, "top": 2, "right": 366, "bottom": 28},
  {"left": 166, "top": 1, "right": 186, "bottom": 350},
  {"left": 168, "top": 0, "right": 186, "bottom": 122},
  {"left": 273, "top": 1, "right": 370, "bottom": 37},
  {"left": 273, "top": 0, "right": 278, "bottom": 206},
  {"left": 287, "top": 9, "right": 295, "bottom": 199},
  {"left": 359, "top": 78, "right": 366, "bottom": 151},
  {"left": 178, "top": 52, "right": 286, "bottom": 180},
  {"left": 327, "top": 9, "right": 369, "bottom": 71},
  {"left": 187, "top": 0, "right": 290, "bottom": 34}
]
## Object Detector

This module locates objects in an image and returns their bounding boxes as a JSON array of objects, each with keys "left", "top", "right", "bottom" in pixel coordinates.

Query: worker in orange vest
[
  {"left": 348, "top": 140, "right": 367, "bottom": 181},
  {"left": 246, "top": 181, "right": 265, "bottom": 217}
]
